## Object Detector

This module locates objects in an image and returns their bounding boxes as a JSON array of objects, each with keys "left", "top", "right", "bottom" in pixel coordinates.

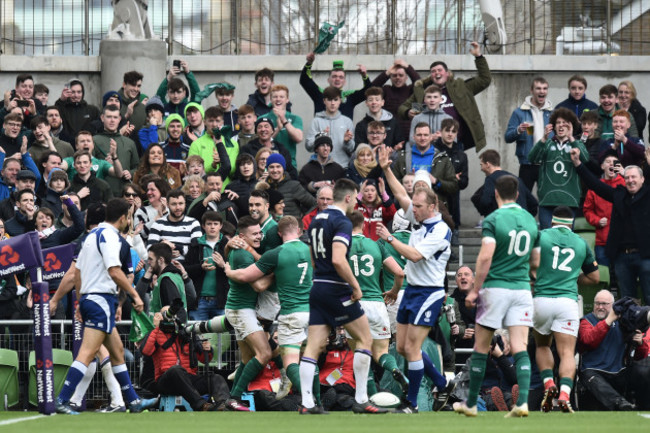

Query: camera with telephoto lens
[{"left": 183, "top": 315, "right": 234, "bottom": 335}]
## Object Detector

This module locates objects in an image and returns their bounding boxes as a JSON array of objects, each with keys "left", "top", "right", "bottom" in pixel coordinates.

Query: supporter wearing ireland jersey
[
  {"left": 224, "top": 216, "right": 274, "bottom": 410},
  {"left": 226, "top": 216, "right": 312, "bottom": 397},
  {"left": 531, "top": 206, "right": 599, "bottom": 414},
  {"left": 528, "top": 107, "right": 589, "bottom": 228},
  {"left": 348, "top": 211, "right": 408, "bottom": 398},
  {"left": 454, "top": 175, "right": 540, "bottom": 418}
]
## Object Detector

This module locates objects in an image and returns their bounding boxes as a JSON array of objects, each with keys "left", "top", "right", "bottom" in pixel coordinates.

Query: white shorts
[
  {"left": 277, "top": 311, "right": 309, "bottom": 346},
  {"left": 533, "top": 297, "right": 580, "bottom": 337},
  {"left": 346, "top": 300, "right": 391, "bottom": 340},
  {"left": 476, "top": 288, "right": 534, "bottom": 329},
  {"left": 386, "top": 290, "right": 404, "bottom": 335},
  {"left": 225, "top": 308, "right": 263, "bottom": 341},
  {"left": 256, "top": 290, "right": 281, "bottom": 322}
]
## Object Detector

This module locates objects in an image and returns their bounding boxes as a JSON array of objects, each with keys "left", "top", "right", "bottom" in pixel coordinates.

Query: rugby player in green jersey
[
  {"left": 454, "top": 175, "right": 539, "bottom": 418},
  {"left": 226, "top": 216, "right": 313, "bottom": 398},
  {"left": 530, "top": 206, "right": 599, "bottom": 413},
  {"left": 347, "top": 211, "right": 408, "bottom": 397}
]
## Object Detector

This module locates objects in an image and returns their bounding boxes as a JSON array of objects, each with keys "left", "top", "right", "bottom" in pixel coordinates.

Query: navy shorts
[
  {"left": 309, "top": 280, "right": 365, "bottom": 328},
  {"left": 79, "top": 293, "right": 118, "bottom": 333},
  {"left": 396, "top": 285, "right": 445, "bottom": 327}
]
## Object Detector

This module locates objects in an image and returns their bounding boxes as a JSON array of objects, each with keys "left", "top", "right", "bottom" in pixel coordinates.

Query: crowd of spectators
[{"left": 0, "top": 43, "right": 649, "bottom": 412}]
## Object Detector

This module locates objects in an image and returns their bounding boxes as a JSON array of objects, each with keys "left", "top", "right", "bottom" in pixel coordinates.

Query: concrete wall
[{"left": 1, "top": 53, "right": 649, "bottom": 225}]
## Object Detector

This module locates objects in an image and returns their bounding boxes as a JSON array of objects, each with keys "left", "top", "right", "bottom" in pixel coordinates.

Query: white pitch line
[
  {"left": 0, "top": 414, "right": 47, "bottom": 426},
  {"left": 638, "top": 413, "right": 650, "bottom": 419}
]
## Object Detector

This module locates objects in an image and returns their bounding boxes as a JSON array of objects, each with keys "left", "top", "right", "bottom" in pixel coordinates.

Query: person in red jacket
[
  {"left": 301, "top": 185, "right": 333, "bottom": 232},
  {"left": 583, "top": 150, "right": 625, "bottom": 266},
  {"left": 355, "top": 178, "right": 396, "bottom": 240},
  {"left": 141, "top": 309, "right": 235, "bottom": 411}
]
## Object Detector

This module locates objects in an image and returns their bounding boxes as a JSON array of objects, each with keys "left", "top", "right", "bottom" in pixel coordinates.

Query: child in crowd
[
  {"left": 235, "top": 104, "right": 257, "bottom": 148},
  {"left": 409, "top": 84, "right": 451, "bottom": 143},
  {"left": 305, "top": 86, "right": 355, "bottom": 167},
  {"left": 354, "top": 87, "right": 404, "bottom": 148}
]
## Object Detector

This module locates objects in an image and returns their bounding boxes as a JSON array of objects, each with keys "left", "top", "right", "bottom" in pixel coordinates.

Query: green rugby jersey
[
  {"left": 378, "top": 231, "right": 410, "bottom": 291},
  {"left": 534, "top": 226, "right": 597, "bottom": 301},
  {"left": 226, "top": 248, "right": 258, "bottom": 310},
  {"left": 255, "top": 239, "right": 313, "bottom": 314},
  {"left": 527, "top": 138, "right": 589, "bottom": 207},
  {"left": 349, "top": 233, "right": 388, "bottom": 302},
  {"left": 483, "top": 203, "right": 539, "bottom": 290}
]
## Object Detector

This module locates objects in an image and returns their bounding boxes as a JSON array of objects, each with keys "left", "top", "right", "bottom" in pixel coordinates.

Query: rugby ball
[{"left": 369, "top": 392, "right": 402, "bottom": 408}]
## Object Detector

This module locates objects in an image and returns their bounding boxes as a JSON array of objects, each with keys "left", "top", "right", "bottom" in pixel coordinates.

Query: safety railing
[
  {"left": 0, "top": 319, "right": 238, "bottom": 408},
  {"left": 1, "top": 0, "right": 649, "bottom": 56}
]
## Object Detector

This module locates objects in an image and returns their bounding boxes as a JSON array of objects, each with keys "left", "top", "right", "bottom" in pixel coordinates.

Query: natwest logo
[
  {"left": 0, "top": 245, "right": 20, "bottom": 266},
  {"left": 43, "top": 252, "right": 62, "bottom": 272}
]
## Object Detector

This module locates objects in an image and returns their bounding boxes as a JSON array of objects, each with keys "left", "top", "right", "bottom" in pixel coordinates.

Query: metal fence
[
  {"left": 0, "top": 320, "right": 238, "bottom": 410},
  {"left": 1, "top": 0, "right": 650, "bottom": 56}
]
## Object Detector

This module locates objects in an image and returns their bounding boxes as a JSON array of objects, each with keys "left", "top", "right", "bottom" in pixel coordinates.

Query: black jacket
[
  {"left": 39, "top": 202, "right": 84, "bottom": 249},
  {"left": 577, "top": 162, "right": 650, "bottom": 261},
  {"left": 69, "top": 172, "right": 114, "bottom": 211},
  {"left": 185, "top": 235, "right": 230, "bottom": 310},
  {"left": 5, "top": 211, "right": 35, "bottom": 236},
  {"left": 434, "top": 140, "right": 469, "bottom": 190},
  {"left": 471, "top": 169, "right": 538, "bottom": 217},
  {"left": 55, "top": 98, "right": 100, "bottom": 139}
]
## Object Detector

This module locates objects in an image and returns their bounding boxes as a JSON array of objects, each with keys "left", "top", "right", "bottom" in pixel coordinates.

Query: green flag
[
  {"left": 314, "top": 21, "right": 345, "bottom": 54},
  {"left": 193, "top": 82, "right": 236, "bottom": 103},
  {"left": 129, "top": 309, "right": 155, "bottom": 342}
]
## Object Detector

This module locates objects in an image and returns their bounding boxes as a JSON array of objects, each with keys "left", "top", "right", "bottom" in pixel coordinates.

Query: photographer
[
  {"left": 138, "top": 242, "right": 196, "bottom": 321},
  {"left": 578, "top": 290, "right": 635, "bottom": 410},
  {"left": 140, "top": 304, "right": 231, "bottom": 411}
]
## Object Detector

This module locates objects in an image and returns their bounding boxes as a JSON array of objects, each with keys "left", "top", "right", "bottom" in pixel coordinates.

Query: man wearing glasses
[{"left": 578, "top": 290, "right": 634, "bottom": 411}]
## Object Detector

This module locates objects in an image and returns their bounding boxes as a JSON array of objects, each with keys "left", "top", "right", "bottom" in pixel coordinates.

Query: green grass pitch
[{"left": 0, "top": 411, "right": 648, "bottom": 433}]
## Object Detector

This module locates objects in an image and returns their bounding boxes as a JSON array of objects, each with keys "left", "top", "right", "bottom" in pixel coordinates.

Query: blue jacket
[
  {"left": 504, "top": 98, "right": 553, "bottom": 164},
  {"left": 0, "top": 151, "right": 41, "bottom": 201},
  {"left": 555, "top": 94, "right": 598, "bottom": 118}
]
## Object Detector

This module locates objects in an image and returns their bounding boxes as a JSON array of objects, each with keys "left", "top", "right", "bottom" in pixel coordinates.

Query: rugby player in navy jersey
[{"left": 298, "top": 178, "right": 387, "bottom": 414}]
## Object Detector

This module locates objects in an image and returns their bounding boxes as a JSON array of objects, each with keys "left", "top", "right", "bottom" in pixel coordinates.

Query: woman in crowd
[
  {"left": 346, "top": 143, "right": 382, "bottom": 185},
  {"left": 133, "top": 143, "right": 182, "bottom": 189},
  {"left": 617, "top": 81, "right": 646, "bottom": 135},
  {"left": 255, "top": 148, "right": 271, "bottom": 182},
  {"left": 134, "top": 176, "right": 171, "bottom": 243},
  {"left": 36, "top": 196, "right": 84, "bottom": 249},
  {"left": 355, "top": 178, "right": 396, "bottom": 240},
  {"left": 181, "top": 174, "right": 205, "bottom": 205}
]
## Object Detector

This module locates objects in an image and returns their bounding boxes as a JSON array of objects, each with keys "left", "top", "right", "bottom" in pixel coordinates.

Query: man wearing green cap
[
  {"left": 183, "top": 102, "right": 206, "bottom": 147},
  {"left": 300, "top": 51, "right": 371, "bottom": 120},
  {"left": 163, "top": 114, "right": 190, "bottom": 174}
]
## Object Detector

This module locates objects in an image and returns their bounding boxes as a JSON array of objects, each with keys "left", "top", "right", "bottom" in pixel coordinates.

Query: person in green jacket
[{"left": 398, "top": 41, "right": 491, "bottom": 152}]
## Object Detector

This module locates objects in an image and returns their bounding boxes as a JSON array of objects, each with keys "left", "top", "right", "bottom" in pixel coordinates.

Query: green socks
[
  {"left": 513, "top": 351, "right": 531, "bottom": 406},
  {"left": 367, "top": 369, "right": 378, "bottom": 396},
  {"left": 378, "top": 353, "right": 398, "bottom": 373},
  {"left": 231, "top": 357, "right": 263, "bottom": 398},
  {"left": 286, "top": 363, "right": 301, "bottom": 393},
  {"left": 467, "top": 352, "right": 488, "bottom": 408}
]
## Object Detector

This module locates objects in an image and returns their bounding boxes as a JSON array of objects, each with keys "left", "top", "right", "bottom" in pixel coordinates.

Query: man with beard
[
  {"left": 46, "top": 106, "right": 75, "bottom": 144},
  {"left": 55, "top": 79, "right": 100, "bottom": 138},
  {"left": 147, "top": 189, "right": 201, "bottom": 264}
]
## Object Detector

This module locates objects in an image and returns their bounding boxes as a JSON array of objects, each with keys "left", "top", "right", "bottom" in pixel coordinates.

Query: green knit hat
[
  {"left": 184, "top": 102, "right": 205, "bottom": 119},
  {"left": 165, "top": 113, "right": 185, "bottom": 130}
]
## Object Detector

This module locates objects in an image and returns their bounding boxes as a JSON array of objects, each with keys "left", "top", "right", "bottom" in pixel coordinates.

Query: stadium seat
[
  {"left": 578, "top": 265, "right": 610, "bottom": 315},
  {"left": 577, "top": 231, "right": 596, "bottom": 251},
  {"left": 0, "top": 348, "right": 20, "bottom": 410},
  {"left": 573, "top": 217, "right": 595, "bottom": 233},
  {"left": 159, "top": 395, "right": 193, "bottom": 412},
  {"left": 28, "top": 349, "right": 73, "bottom": 406}
]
